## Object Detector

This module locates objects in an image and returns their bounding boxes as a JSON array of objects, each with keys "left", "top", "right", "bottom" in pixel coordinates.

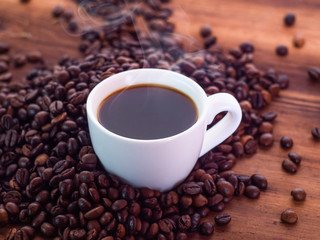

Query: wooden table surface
[{"left": 1, "top": 0, "right": 320, "bottom": 239}]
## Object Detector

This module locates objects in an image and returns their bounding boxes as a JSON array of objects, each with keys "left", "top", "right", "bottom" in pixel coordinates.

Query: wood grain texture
[{"left": 0, "top": 0, "right": 320, "bottom": 239}]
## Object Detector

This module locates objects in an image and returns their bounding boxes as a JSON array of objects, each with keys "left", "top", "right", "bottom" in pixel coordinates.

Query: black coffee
[{"left": 98, "top": 84, "right": 198, "bottom": 139}]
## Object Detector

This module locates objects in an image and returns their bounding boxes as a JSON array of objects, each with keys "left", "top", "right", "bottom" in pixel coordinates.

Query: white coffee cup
[{"left": 86, "top": 69, "right": 242, "bottom": 192}]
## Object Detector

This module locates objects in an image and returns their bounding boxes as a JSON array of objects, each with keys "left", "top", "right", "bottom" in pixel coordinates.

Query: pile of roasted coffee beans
[{"left": 1, "top": 0, "right": 315, "bottom": 239}]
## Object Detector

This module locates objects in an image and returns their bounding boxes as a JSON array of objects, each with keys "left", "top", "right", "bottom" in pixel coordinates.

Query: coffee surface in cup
[{"left": 98, "top": 84, "right": 198, "bottom": 139}]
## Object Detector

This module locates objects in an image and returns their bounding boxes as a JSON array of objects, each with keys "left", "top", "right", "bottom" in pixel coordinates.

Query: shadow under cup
[{"left": 86, "top": 69, "right": 213, "bottom": 191}]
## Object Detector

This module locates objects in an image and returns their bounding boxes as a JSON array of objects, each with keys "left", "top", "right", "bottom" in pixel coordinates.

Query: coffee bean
[
  {"left": 52, "top": 6, "right": 64, "bottom": 17},
  {"left": 69, "top": 229, "right": 86, "bottom": 240},
  {"left": 0, "top": 41, "right": 9, "bottom": 53},
  {"left": 240, "top": 42, "right": 254, "bottom": 53},
  {"left": 0, "top": 72, "right": 12, "bottom": 82},
  {"left": 288, "top": 152, "right": 302, "bottom": 165},
  {"left": 291, "top": 188, "right": 306, "bottom": 201},
  {"left": 280, "top": 136, "right": 293, "bottom": 149},
  {"left": 0, "top": 61, "right": 8, "bottom": 73},
  {"left": 244, "top": 185, "right": 260, "bottom": 199},
  {"left": 217, "top": 180, "right": 234, "bottom": 197},
  {"left": 0, "top": 208, "right": 8, "bottom": 225},
  {"left": 251, "top": 174, "right": 268, "bottom": 190},
  {"left": 284, "top": 13, "right": 295, "bottom": 26},
  {"left": 199, "top": 221, "right": 214, "bottom": 235},
  {"left": 85, "top": 205, "right": 104, "bottom": 219},
  {"left": 182, "top": 182, "right": 201, "bottom": 195},
  {"left": 27, "top": 51, "right": 43, "bottom": 63},
  {"left": 41, "top": 222, "right": 56, "bottom": 237},
  {"left": 259, "top": 133, "right": 274, "bottom": 147},
  {"left": 276, "top": 45, "right": 288, "bottom": 56},
  {"left": 308, "top": 67, "right": 320, "bottom": 81},
  {"left": 13, "top": 54, "right": 27, "bottom": 67},
  {"left": 244, "top": 139, "right": 258, "bottom": 154},
  {"left": 293, "top": 34, "right": 305, "bottom": 48},
  {"left": 20, "top": 226, "right": 35, "bottom": 238},
  {"left": 311, "top": 127, "right": 320, "bottom": 140},
  {"left": 214, "top": 213, "right": 231, "bottom": 225},
  {"left": 281, "top": 209, "right": 298, "bottom": 224},
  {"left": 200, "top": 24, "right": 212, "bottom": 38},
  {"left": 282, "top": 158, "right": 297, "bottom": 173}
]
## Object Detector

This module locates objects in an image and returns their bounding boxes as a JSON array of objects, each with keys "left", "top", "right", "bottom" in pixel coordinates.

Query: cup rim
[{"left": 86, "top": 68, "right": 208, "bottom": 143}]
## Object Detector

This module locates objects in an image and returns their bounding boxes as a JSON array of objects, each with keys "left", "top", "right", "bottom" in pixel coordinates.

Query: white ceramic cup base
[{"left": 86, "top": 69, "right": 242, "bottom": 192}]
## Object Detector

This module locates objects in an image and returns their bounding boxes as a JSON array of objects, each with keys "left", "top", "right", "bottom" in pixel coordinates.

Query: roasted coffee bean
[
  {"left": 259, "top": 133, "right": 274, "bottom": 147},
  {"left": 288, "top": 152, "right": 302, "bottom": 165},
  {"left": 31, "top": 211, "right": 46, "bottom": 228},
  {"left": 280, "top": 136, "right": 293, "bottom": 149},
  {"left": 251, "top": 174, "right": 268, "bottom": 190},
  {"left": 27, "top": 51, "right": 43, "bottom": 63},
  {"left": 199, "top": 221, "right": 214, "bottom": 235},
  {"left": 311, "top": 127, "right": 320, "bottom": 140},
  {"left": 13, "top": 54, "right": 27, "bottom": 67},
  {"left": 69, "top": 229, "right": 86, "bottom": 240},
  {"left": 3, "top": 190, "right": 22, "bottom": 204},
  {"left": 0, "top": 208, "right": 8, "bottom": 225},
  {"left": 41, "top": 222, "right": 56, "bottom": 237},
  {"left": 20, "top": 226, "right": 35, "bottom": 238},
  {"left": 0, "top": 41, "right": 9, "bottom": 53},
  {"left": 284, "top": 13, "right": 295, "bottom": 26},
  {"left": 177, "top": 215, "right": 191, "bottom": 231},
  {"left": 78, "top": 198, "right": 92, "bottom": 212},
  {"left": 217, "top": 180, "right": 234, "bottom": 197},
  {"left": 276, "top": 45, "right": 288, "bottom": 56},
  {"left": 240, "top": 42, "right": 254, "bottom": 53},
  {"left": 214, "top": 213, "right": 231, "bottom": 225},
  {"left": 28, "top": 202, "right": 41, "bottom": 216},
  {"left": 5, "top": 202, "right": 19, "bottom": 216},
  {"left": 244, "top": 185, "right": 260, "bottom": 199},
  {"left": 291, "top": 188, "right": 306, "bottom": 201},
  {"left": 85, "top": 205, "right": 104, "bottom": 219},
  {"left": 182, "top": 182, "right": 201, "bottom": 195},
  {"left": 0, "top": 61, "right": 8, "bottom": 73},
  {"left": 281, "top": 209, "right": 298, "bottom": 224},
  {"left": 52, "top": 6, "right": 64, "bottom": 17},
  {"left": 53, "top": 214, "right": 69, "bottom": 228},
  {"left": 308, "top": 67, "right": 320, "bottom": 81},
  {"left": 200, "top": 24, "right": 212, "bottom": 38},
  {"left": 282, "top": 159, "right": 297, "bottom": 173},
  {"left": 244, "top": 139, "right": 258, "bottom": 154},
  {"left": 293, "top": 34, "right": 305, "bottom": 48}
]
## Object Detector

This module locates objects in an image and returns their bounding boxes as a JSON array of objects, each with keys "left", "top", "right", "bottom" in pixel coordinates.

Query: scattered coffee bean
[
  {"left": 282, "top": 159, "right": 297, "bottom": 173},
  {"left": 281, "top": 209, "right": 298, "bottom": 224},
  {"left": 284, "top": 13, "right": 296, "bottom": 26},
  {"left": 200, "top": 25, "right": 212, "bottom": 38},
  {"left": 240, "top": 42, "right": 254, "bottom": 53},
  {"left": 27, "top": 51, "right": 43, "bottom": 63},
  {"left": 276, "top": 45, "right": 288, "bottom": 56},
  {"left": 0, "top": 61, "right": 8, "bottom": 73},
  {"left": 288, "top": 152, "right": 302, "bottom": 165},
  {"left": 52, "top": 6, "right": 64, "bottom": 18},
  {"left": 0, "top": 41, "right": 10, "bottom": 53},
  {"left": 291, "top": 188, "right": 306, "bottom": 201},
  {"left": 0, "top": 209, "right": 9, "bottom": 225},
  {"left": 280, "top": 136, "right": 293, "bottom": 149},
  {"left": 214, "top": 213, "right": 231, "bottom": 225},
  {"left": 311, "top": 127, "right": 320, "bottom": 140},
  {"left": 259, "top": 133, "right": 274, "bottom": 147},
  {"left": 199, "top": 221, "right": 214, "bottom": 235},
  {"left": 13, "top": 53, "right": 27, "bottom": 67},
  {"left": 293, "top": 34, "right": 305, "bottom": 48},
  {"left": 308, "top": 67, "right": 320, "bottom": 81},
  {"left": 251, "top": 174, "right": 268, "bottom": 190},
  {"left": 244, "top": 185, "right": 260, "bottom": 199}
]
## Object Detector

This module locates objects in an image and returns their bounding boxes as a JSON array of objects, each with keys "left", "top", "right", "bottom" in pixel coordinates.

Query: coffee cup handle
[{"left": 199, "top": 93, "right": 242, "bottom": 157}]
